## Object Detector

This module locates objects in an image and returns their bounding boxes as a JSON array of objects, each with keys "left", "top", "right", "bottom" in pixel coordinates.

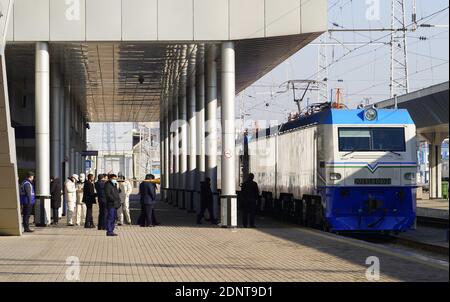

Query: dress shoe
[
  {"left": 23, "top": 229, "right": 34, "bottom": 233},
  {"left": 106, "top": 233, "right": 118, "bottom": 237}
]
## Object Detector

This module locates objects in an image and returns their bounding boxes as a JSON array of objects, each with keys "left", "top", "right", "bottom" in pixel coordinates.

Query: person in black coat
[
  {"left": 104, "top": 174, "right": 121, "bottom": 236},
  {"left": 138, "top": 174, "right": 158, "bottom": 227},
  {"left": 197, "top": 177, "right": 217, "bottom": 225},
  {"left": 95, "top": 174, "right": 108, "bottom": 230},
  {"left": 50, "top": 177, "right": 62, "bottom": 226},
  {"left": 83, "top": 174, "right": 97, "bottom": 229},
  {"left": 241, "top": 173, "right": 260, "bottom": 228}
]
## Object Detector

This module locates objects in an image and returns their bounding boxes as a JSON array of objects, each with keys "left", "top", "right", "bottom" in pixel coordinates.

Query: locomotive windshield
[{"left": 338, "top": 127, "right": 406, "bottom": 152}]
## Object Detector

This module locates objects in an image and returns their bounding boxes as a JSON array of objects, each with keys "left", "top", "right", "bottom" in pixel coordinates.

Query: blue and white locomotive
[{"left": 238, "top": 106, "right": 417, "bottom": 233}]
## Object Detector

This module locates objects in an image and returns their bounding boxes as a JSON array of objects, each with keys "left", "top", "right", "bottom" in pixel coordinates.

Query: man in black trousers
[
  {"left": 95, "top": 174, "right": 108, "bottom": 230},
  {"left": 83, "top": 174, "right": 97, "bottom": 228},
  {"left": 197, "top": 178, "right": 218, "bottom": 225},
  {"left": 139, "top": 174, "right": 157, "bottom": 227},
  {"left": 241, "top": 173, "right": 260, "bottom": 228}
]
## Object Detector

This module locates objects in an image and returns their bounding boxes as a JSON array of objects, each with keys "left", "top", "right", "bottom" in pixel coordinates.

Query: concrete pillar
[
  {"left": 196, "top": 44, "right": 206, "bottom": 212},
  {"left": 178, "top": 46, "right": 188, "bottom": 209},
  {"left": 50, "top": 64, "right": 62, "bottom": 180},
  {"left": 205, "top": 45, "right": 219, "bottom": 217},
  {"left": 34, "top": 42, "right": 51, "bottom": 226},
  {"left": 428, "top": 134, "right": 446, "bottom": 199},
  {"left": 220, "top": 42, "right": 237, "bottom": 228},
  {"left": 0, "top": 47, "right": 22, "bottom": 235},
  {"left": 187, "top": 45, "right": 197, "bottom": 212}
]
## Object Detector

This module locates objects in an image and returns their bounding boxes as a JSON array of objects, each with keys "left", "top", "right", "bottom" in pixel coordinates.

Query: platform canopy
[
  {"left": 376, "top": 82, "right": 449, "bottom": 139},
  {"left": 5, "top": 0, "right": 327, "bottom": 122}
]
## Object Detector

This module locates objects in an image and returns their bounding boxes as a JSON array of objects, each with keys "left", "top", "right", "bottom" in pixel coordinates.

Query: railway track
[{"left": 417, "top": 216, "right": 449, "bottom": 229}]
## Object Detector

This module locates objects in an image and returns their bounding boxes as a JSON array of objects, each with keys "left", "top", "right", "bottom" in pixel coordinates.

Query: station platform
[
  {"left": 417, "top": 199, "right": 449, "bottom": 220},
  {"left": 0, "top": 198, "right": 448, "bottom": 282}
]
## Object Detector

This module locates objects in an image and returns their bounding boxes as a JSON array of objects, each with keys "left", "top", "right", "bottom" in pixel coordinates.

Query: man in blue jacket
[
  {"left": 20, "top": 171, "right": 35, "bottom": 233},
  {"left": 139, "top": 174, "right": 158, "bottom": 227}
]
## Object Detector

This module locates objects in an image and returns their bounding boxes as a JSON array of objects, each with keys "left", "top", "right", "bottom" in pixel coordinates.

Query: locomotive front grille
[{"left": 354, "top": 178, "right": 392, "bottom": 185}]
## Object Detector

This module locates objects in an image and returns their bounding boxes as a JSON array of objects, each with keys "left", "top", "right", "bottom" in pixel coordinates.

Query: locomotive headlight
[
  {"left": 364, "top": 108, "right": 378, "bottom": 121},
  {"left": 330, "top": 173, "right": 342, "bottom": 181},
  {"left": 404, "top": 172, "right": 416, "bottom": 181}
]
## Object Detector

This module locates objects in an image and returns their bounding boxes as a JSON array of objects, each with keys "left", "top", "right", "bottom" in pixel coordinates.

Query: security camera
[
  {"left": 86, "top": 123, "right": 91, "bottom": 130},
  {"left": 138, "top": 75, "right": 145, "bottom": 85}
]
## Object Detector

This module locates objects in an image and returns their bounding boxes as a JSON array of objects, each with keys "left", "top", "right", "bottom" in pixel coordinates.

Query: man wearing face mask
[
  {"left": 104, "top": 174, "right": 121, "bottom": 236},
  {"left": 75, "top": 173, "right": 87, "bottom": 226}
]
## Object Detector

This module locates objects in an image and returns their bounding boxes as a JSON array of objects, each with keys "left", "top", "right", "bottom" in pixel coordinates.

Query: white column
[
  {"left": 50, "top": 64, "right": 62, "bottom": 180},
  {"left": 64, "top": 86, "right": 71, "bottom": 178},
  {"left": 59, "top": 83, "right": 65, "bottom": 179},
  {"left": 35, "top": 42, "right": 51, "bottom": 226},
  {"left": 196, "top": 44, "right": 206, "bottom": 212},
  {"left": 220, "top": 42, "right": 237, "bottom": 228},
  {"left": 205, "top": 45, "right": 219, "bottom": 217},
  {"left": 187, "top": 45, "right": 197, "bottom": 212}
]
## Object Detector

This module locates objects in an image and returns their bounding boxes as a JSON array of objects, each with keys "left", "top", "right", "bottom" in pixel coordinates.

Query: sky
[{"left": 240, "top": 0, "right": 449, "bottom": 122}]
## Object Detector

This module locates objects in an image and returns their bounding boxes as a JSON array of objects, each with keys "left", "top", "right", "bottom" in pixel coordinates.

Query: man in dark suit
[
  {"left": 241, "top": 173, "right": 260, "bottom": 228},
  {"left": 139, "top": 174, "right": 157, "bottom": 227},
  {"left": 95, "top": 174, "right": 108, "bottom": 230},
  {"left": 83, "top": 174, "right": 97, "bottom": 229},
  {"left": 104, "top": 174, "right": 121, "bottom": 236},
  {"left": 197, "top": 177, "right": 217, "bottom": 225}
]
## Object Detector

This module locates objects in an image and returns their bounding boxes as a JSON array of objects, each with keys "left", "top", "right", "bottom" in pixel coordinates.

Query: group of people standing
[
  {"left": 20, "top": 172, "right": 138, "bottom": 237},
  {"left": 19, "top": 170, "right": 259, "bottom": 233}
]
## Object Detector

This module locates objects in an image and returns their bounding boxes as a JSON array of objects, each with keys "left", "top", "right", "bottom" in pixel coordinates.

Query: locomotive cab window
[{"left": 338, "top": 128, "right": 406, "bottom": 152}]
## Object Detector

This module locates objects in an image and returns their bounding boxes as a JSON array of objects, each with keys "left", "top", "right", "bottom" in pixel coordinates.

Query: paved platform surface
[
  {"left": 0, "top": 199, "right": 448, "bottom": 282},
  {"left": 417, "top": 199, "right": 449, "bottom": 219}
]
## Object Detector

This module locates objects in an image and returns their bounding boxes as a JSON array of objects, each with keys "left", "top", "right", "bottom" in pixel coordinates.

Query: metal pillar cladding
[
  {"left": 178, "top": 45, "right": 188, "bottom": 209},
  {"left": 164, "top": 100, "right": 170, "bottom": 202},
  {"left": 205, "top": 44, "right": 219, "bottom": 217},
  {"left": 50, "top": 64, "right": 62, "bottom": 180},
  {"left": 59, "top": 83, "right": 65, "bottom": 178},
  {"left": 172, "top": 81, "right": 180, "bottom": 206},
  {"left": 196, "top": 44, "right": 206, "bottom": 212},
  {"left": 187, "top": 44, "right": 197, "bottom": 212},
  {"left": 34, "top": 42, "right": 51, "bottom": 226},
  {"left": 164, "top": 91, "right": 170, "bottom": 203},
  {"left": 220, "top": 42, "right": 237, "bottom": 228}
]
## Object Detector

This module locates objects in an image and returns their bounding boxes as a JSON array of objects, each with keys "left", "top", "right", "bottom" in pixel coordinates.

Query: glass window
[{"left": 339, "top": 128, "right": 406, "bottom": 152}]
